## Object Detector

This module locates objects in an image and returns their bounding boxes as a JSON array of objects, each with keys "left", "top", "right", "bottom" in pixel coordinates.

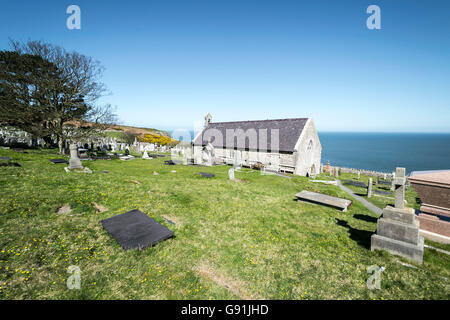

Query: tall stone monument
[
  {"left": 69, "top": 144, "right": 83, "bottom": 170},
  {"left": 371, "top": 167, "right": 424, "bottom": 264},
  {"left": 367, "top": 178, "right": 373, "bottom": 198}
]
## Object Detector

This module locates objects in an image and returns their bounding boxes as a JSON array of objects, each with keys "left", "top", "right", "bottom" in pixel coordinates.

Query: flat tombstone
[
  {"left": 50, "top": 159, "right": 68, "bottom": 164},
  {"left": 373, "top": 189, "right": 392, "bottom": 196},
  {"left": 0, "top": 156, "right": 11, "bottom": 161},
  {"left": 295, "top": 190, "right": 352, "bottom": 212},
  {"left": 101, "top": 209, "right": 174, "bottom": 250},
  {"left": 199, "top": 172, "right": 215, "bottom": 178},
  {"left": 344, "top": 180, "right": 367, "bottom": 188}
]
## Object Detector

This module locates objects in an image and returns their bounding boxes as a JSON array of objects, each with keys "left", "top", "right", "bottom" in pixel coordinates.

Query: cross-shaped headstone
[{"left": 393, "top": 167, "right": 406, "bottom": 209}]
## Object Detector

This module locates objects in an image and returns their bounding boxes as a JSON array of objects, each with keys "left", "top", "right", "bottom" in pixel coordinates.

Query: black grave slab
[
  {"left": 377, "top": 179, "right": 391, "bottom": 185},
  {"left": 0, "top": 156, "right": 11, "bottom": 161},
  {"left": 199, "top": 172, "right": 215, "bottom": 178},
  {"left": 49, "top": 159, "right": 68, "bottom": 164},
  {"left": 344, "top": 180, "right": 367, "bottom": 188},
  {"left": 373, "top": 189, "right": 393, "bottom": 196},
  {"left": 101, "top": 209, "right": 174, "bottom": 250},
  {"left": 164, "top": 160, "right": 177, "bottom": 165}
]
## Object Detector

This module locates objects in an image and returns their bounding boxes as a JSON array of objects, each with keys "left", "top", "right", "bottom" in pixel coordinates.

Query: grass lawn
[
  {"left": 337, "top": 172, "right": 421, "bottom": 211},
  {"left": 0, "top": 148, "right": 449, "bottom": 299}
]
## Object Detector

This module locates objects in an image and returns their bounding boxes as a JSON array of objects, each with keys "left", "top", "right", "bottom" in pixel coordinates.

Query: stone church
[{"left": 190, "top": 113, "right": 322, "bottom": 176}]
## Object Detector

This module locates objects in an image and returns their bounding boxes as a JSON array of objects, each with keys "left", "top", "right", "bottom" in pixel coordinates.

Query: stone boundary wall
[{"left": 327, "top": 165, "right": 394, "bottom": 179}]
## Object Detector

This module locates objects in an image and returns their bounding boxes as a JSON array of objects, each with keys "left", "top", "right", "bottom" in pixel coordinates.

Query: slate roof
[{"left": 192, "top": 118, "right": 309, "bottom": 153}]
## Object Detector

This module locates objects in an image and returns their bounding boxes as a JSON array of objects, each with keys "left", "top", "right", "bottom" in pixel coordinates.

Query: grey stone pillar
[
  {"left": 394, "top": 167, "right": 406, "bottom": 209},
  {"left": 367, "top": 178, "right": 373, "bottom": 198}
]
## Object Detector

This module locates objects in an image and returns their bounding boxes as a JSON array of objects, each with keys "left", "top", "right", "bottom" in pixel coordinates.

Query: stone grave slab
[
  {"left": 49, "top": 159, "right": 68, "bottom": 164},
  {"left": 164, "top": 160, "right": 177, "bottom": 165},
  {"left": 101, "top": 209, "right": 174, "bottom": 250},
  {"left": 119, "top": 155, "right": 135, "bottom": 161},
  {"left": 295, "top": 190, "right": 352, "bottom": 212},
  {"left": 0, "top": 156, "right": 11, "bottom": 161},
  {"left": 373, "top": 189, "right": 393, "bottom": 196},
  {"left": 377, "top": 179, "right": 391, "bottom": 186},
  {"left": 199, "top": 172, "right": 215, "bottom": 178},
  {"left": 344, "top": 180, "right": 367, "bottom": 188}
]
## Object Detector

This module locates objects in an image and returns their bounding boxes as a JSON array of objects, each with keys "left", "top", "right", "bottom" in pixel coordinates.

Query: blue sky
[{"left": 1, "top": 0, "right": 449, "bottom": 132}]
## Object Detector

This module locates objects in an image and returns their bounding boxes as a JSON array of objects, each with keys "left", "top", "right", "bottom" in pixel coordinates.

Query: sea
[{"left": 181, "top": 131, "right": 450, "bottom": 174}]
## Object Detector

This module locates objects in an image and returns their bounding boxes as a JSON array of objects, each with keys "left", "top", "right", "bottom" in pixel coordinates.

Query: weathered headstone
[
  {"left": 371, "top": 167, "right": 424, "bottom": 264},
  {"left": 69, "top": 144, "right": 83, "bottom": 170},
  {"left": 394, "top": 167, "right": 406, "bottom": 209},
  {"left": 367, "top": 178, "right": 373, "bottom": 198},
  {"left": 357, "top": 171, "right": 360, "bottom": 180},
  {"left": 142, "top": 151, "right": 151, "bottom": 159},
  {"left": 228, "top": 168, "right": 235, "bottom": 180}
]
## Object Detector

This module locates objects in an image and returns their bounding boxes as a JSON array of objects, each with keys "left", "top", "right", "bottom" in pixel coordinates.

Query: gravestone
[
  {"left": 371, "top": 167, "right": 424, "bottom": 264},
  {"left": 357, "top": 171, "right": 360, "bottom": 180},
  {"left": 101, "top": 209, "right": 174, "bottom": 250},
  {"left": 49, "top": 158, "right": 68, "bottom": 164},
  {"left": 69, "top": 144, "right": 83, "bottom": 169},
  {"left": 142, "top": 151, "right": 151, "bottom": 159},
  {"left": 367, "top": 178, "right": 373, "bottom": 198},
  {"left": 0, "top": 156, "right": 11, "bottom": 161},
  {"left": 373, "top": 189, "right": 393, "bottom": 196},
  {"left": 228, "top": 168, "right": 235, "bottom": 180},
  {"left": 394, "top": 167, "right": 406, "bottom": 209},
  {"left": 199, "top": 172, "right": 215, "bottom": 178},
  {"left": 295, "top": 190, "right": 352, "bottom": 212},
  {"left": 344, "top": 180, "right": 367, "bottom": 188},
  {"left": 125, "top": 148, "right": 130, "bottom": 156}
]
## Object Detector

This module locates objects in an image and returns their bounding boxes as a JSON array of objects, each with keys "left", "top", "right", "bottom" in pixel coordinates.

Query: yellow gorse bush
[{"left": 138, "top": 133, "right": 178, "bottom": 146}]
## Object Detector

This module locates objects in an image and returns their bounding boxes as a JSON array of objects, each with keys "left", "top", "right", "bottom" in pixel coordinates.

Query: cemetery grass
[
  {"left": 338, "top": 172, "right": 421, "bottom": 211},
  {"left": 0, "top": 149, "right": 449, "bottom": 300}
]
